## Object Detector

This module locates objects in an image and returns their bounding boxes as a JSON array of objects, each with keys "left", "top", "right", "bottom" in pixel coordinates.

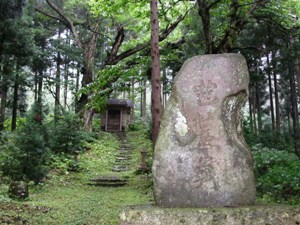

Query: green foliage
[
  {"left": 79, "top": 132, "right": 120, "bottom": 178},
  {"left": 127, "top": 125, "right": 153, "bottom": 171},
  {"left": 0, "top": 109, "right": 50, "bottom": 183},
  {"left": 49, "top": 153, "right": 75, "bottom": 175},
  {"left": 49, "top": 111, "right": 86, "bottom": 154},
  {"left": 3, "top": 117, "right": 27, "bottom": 131},
  {"left": 252, "top": 145, "right": 300, "bottom": 204}
]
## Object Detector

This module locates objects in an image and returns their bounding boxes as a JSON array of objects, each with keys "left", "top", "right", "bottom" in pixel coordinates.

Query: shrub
[
  {"left": 0, "top": 110, "right": 50, "bottom": 183},
  {"left": 49, "top": 111, "right": 86, "bottom": 154},
  {"left": 3, "top": 117, "right": 27, "bottom": 131},
  {"left": 252, "top": 145, "right": 300, "bottom": 204}
]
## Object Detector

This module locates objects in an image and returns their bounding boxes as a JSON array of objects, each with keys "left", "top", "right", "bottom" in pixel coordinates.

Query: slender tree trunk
[
  {"left": 140, "top": 80, "right": 143, "bottom": 118},
  {"left": 63, "top": 62, "right": 69, "bottom": 109},
  {"left": 0, "top": 63, "right": 11, "bottom": 131},
  {"left": 255, "top": 80, "right": 262, "bottom": 133},
  {"left": 248, "top": 89, "right": 254, "bottom": 135},
  {"left": 37, "top": 68, "right": 43, "bottom": 112},
  {"left": 11, "top": 69, "right": 20, "bottom": 131},
  {"left": 289, "top": 65, "right": 300, "bottom": 159},
  {"left": 34, "top": 70, "right": 38, "bottom": 103},
  {"left": 55, "top": 28, "right": 62, "bottom": 120},
  {"left": 55, "top": 49, "right": 61, "bottom": 121},
  {"left": 75, "top": 63, "right": 80, "bottom": 111},
  {"left": 151, "top": 0, "right": 162, "bottom": 144},
  {"left": 162, "top": 67, "right": 168, "bottom": 108},
  {"left": 253, "top": 103, "right": 257, "bottom": 136},
  {"left": 287, "top": 110, "right": 291, "bottom": 134},
  {"left": 266, "top": 52, "right": 275, "bottom": 131},
  {"left": 130, "top": 79, "right": 135, "bottom": 121},
  {"left": 251, "top": 80, "right": 258, "bottom": 136},
  {"left": 0, "top": 80, "right": 8, "bottom": 131},
  {"left": 142, "top": 78, "right": 147, "bottom": 119},
  {"left": 272, "top": 51, "right": 280, "bottom": 133},
  {"left": 64, "top": 31, "right": 70, "bottom": 109}
]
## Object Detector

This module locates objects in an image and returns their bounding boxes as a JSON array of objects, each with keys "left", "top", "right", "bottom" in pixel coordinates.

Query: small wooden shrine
[{"left": 101, "top": 99, "right": 133, "bottom": 132}]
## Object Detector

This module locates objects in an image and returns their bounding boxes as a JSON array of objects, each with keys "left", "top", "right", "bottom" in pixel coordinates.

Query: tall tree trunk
[
  {"left": 266, "top": 52, "right": 275, "bottom": 131},
  {"left": 255, "top": 80, "right": 262, "bottom": 133},
  {"left": 248, "top": 95, "right": 254, "bottom": 135},
  {"left": 131, "top": 79, "right": 135, "bottom": 121},
  {"left": 253, "top": 103, "right": 258, "bottom": 136},
  {"left": 75, "top": 63, "right": 80, "bottom": 111},
  {"left": 64, "top": 30, "right": 70, "bottom": 109},
  {"left": 76, "top": 47, "right": 95, "bottom": 113},
  {"left": 11, "top": 69, "right": 20, "bottom": 131},
  {"left": 0, "top": 63, "right": 11, "bottom": 131},
  {"left": 64, "top": 61, "right": 69, "bottom": 109},
  {"left": 151, "top": 0, "right": 162, "bottom": 144},
  {"left": 34, "top": 70, "right": 38, "bottom": 103},
  {"left": 37, "top": 68, "right": 43, "bottom": 112},
  {"left": 162, "top": 67, "right": 167, "bottom": 108},
  {"left": 55, "top": 49, "right": 61, "bottom": 121},
  {"left": 197, "top": 0, "right": 213, "bottom": 54},
  {"left": 0, "top": 79, "right": 8, "bottom": 131},
  {"left": 78, "top": 52, "right": 96, "bottom": 129},
  {"left": 272, "top": 51, "right": 280, "bottom": 133},
  {"left": 141, "top": 78, "right": 147, "bottom": 120},
  {"left": 289, "top": 65, "right": 300, "bottom": 159}
]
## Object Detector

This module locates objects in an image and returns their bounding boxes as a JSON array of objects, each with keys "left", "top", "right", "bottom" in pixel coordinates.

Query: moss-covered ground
[{"left": 0, "top": 131, "right": 154, "bottom": 225}]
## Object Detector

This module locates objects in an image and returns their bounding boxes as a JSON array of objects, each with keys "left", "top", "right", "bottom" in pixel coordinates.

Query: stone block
[
  {"left": 152, "top": 54, "right": 256, "bottom": 207},
  {"left": 120, "top": 205, "right": 300, "bottom": 225}
]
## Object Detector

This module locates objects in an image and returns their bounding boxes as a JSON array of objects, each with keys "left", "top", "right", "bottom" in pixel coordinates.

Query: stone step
[
  {"left": 88, "top": 176, "right": 129, "bottom": 187},
  {"left": 88, "top": 182, "right": 127, "bottom": 187},
  {"left": 113, "top": 162, "right": 131, "bottom": 167},
  {"left": 116, "top": 156, "right": 132, "bottom": 161},
  {"left": 112, "top": 165, "right": 130, "bottom": 172},
  {"left": 119, "top": 147, "right": 132, "bottom": 151},
  {"left": 116, "top": 152, "right": 131, "bottom": 156}
]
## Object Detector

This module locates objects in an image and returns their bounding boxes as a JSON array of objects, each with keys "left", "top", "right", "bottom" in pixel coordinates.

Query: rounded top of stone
[{"left": 173, "top": 53, "right": 249, "bottom": 107}]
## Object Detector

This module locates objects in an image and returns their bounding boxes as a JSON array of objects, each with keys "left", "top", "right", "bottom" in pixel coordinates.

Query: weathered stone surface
[
  {"left": 152, "top": 54, "right": 256, "bottom": 207},
  {"left": 120, "top": 205, "right": 300, "bottom": 225},
  {"left": 8, "top": 181, "right": 28, "bottom": 199}
]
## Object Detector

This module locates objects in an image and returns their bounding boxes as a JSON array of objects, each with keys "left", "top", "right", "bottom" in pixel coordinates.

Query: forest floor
[{"left": 0, "top": 131, "right": 154, "bottom": 225}]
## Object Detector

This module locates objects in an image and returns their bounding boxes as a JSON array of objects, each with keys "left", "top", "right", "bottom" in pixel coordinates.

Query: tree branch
[
  {"left": 34, "top": 7, "right": 68, "bottom": 26},
  {"left": 45, "top": 0, "right": 83, "bottom": 49},
  {"left": 208, "top": 0, "right": 223, "bottom": 9},
  {"left": 105, "top": 27, "right": 125, "bottom": 65},
  {"left": 215, "top": 0, "right": 269, "bottom": 53},
  {"left": 159, "top": 8, "right": 190, "bottom": 41},
  {"left": 248, "top": 0, "right": 269, "bottom": 15},
  {"left": 104, "top": 10, "right": 190, "bottom": 66}
]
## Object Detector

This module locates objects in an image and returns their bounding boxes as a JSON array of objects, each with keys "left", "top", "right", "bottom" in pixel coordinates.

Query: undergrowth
[{"left": 0, "top": 130, "right": 154, "bottom": 224}]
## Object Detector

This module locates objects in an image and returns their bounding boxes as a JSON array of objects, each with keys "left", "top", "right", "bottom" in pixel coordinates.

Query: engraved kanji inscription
[{"left": 193, "top": 80, "right": 219, "bottom": 106}]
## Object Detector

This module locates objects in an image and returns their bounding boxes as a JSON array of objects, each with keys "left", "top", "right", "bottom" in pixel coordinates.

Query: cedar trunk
[
  {"left": 55, "top": 50, "right": 61, "bottom": 121},
  {"left": 266, "top": 53, "right": 275, "bottom": 131},
  {"left": 150, "top": 0, "right": 162, "bottom": 144},
  {"left": 11, "top": 72, "right": 19, "bottom": 131},
  {"left": 37, "top": 68, "right": 43, "bottom": 112},
  {"left": 289, "top": 65, "right": 300, "bottom": 159},
  {"left": 0, "top": 80, "right": 8, "bottom": 131},
  {"left": 270, "top": 50, "right": 280, "bottom": 134}
]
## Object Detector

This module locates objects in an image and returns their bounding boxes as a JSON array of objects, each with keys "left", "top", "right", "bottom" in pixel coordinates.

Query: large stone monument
[{"left": 152, "top": 54, "right": 256, "bottom": 207}]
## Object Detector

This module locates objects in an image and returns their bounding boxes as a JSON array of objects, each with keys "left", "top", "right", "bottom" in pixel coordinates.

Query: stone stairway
[{"left": 88, "top": 132, "right": 133, "bottom": 187}]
